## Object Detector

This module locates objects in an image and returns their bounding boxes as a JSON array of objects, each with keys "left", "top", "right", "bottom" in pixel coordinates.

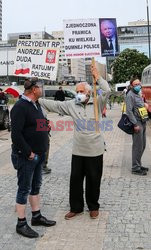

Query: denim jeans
[{"left": 11, "top": 150, "right": 45, "bottom": 204}]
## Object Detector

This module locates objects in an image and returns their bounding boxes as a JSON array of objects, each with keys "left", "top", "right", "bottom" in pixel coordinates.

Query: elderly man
[
  {"left": 11, "top": 78, "right": 56, "bottom": 238},
  {"left": 39, "top": 74, "right": 110, "bottom": 220}
]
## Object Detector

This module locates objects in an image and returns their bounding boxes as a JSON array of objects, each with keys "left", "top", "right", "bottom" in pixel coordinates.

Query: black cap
[{"left": 24, "top": 77, "right": 42, "bottom": 90}]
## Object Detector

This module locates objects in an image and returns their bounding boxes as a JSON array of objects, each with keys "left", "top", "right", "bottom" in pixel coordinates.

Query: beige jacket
[{"left": 39, "top": 78, "right": 110, "bottom": 157}]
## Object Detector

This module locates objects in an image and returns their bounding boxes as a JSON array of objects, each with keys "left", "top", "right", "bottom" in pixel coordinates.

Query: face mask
[
  {"left": 133, "top": 85, "right": 141, "bottom": 93},
  {"left": 75, "top": 93, "right": 87, "bottom": 103}
]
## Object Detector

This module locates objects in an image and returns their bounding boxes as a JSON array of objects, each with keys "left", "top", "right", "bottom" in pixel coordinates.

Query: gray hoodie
[{"left": 39, "top": 78, "right": 110, "bottom": 157}]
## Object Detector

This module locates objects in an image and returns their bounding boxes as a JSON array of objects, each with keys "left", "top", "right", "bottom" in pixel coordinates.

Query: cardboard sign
[
  {"left": 63, "top": 19, "right": 101, "bottom": 58},
  {"left": 14, "top": 39, "right": 60, "bottom": 80}
]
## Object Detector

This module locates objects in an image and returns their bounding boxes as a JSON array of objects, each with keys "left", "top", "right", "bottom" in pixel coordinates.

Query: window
[
  {"left": 64, "top": 90, "right": 75, "bottom": 98},
  {"left": 44, "top": 90, "right": 56, "bottom": 98}
]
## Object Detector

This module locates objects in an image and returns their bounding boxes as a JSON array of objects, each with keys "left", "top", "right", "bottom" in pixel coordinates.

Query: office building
[
  {"left": 7, "top": 31, "right": 53, "bottom": 45},
  {"left": 118, "top": 20, "right": 151, "bottom": 57},
  {"left": 52, "top": 31, "right": 86, "bottom": 82}
]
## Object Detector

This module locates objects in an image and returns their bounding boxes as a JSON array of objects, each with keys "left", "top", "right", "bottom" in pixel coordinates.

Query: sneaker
[
  {"left": 16, "top": 223, "right": 39, "bottom": 238},
  {"left": 64, "top": 211, "right": 83, "bottom": 220},
  {"left": 132, "top": 168, "right": 147, "bottom": 175},
  {"left": 90, "top": 210, "right": 99, "bottom": 219},
  {"left": 31, "top": 216, "right": 56, "bottom": 227},
  {"left": 141, "top": 166, "right": 149, "bottom": 172}
]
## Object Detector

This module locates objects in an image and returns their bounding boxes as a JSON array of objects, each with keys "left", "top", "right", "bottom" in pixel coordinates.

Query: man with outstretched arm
[{"left": 39, "top": 70, "right": 110, "bottom": 220}]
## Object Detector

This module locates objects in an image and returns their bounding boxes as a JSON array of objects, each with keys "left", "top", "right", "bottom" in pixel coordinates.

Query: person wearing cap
[
  {"left": 10, "top": 78, "right": 56, "bottom": 238},
  {"left": 39, "top": 68, "right": 110, "bottom": 220},
  {"left": 126, "top": 77, "right": 149, "bottom": 176}
]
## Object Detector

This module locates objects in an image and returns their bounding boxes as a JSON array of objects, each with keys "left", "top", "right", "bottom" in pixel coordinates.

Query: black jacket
[
  {"left": 11, "top": 98, "right": 48, "bottom": 157},
  {"left": 101, "top": 36, "right": 119, "bottom": 57},
  {"left": 54, "top": 90, "right": 65, "bottom": 101}
]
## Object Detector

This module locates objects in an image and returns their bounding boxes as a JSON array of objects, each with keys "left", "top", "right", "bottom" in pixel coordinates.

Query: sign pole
[{"left": 91, "top": 57, "right": 99, "bottom": 133}]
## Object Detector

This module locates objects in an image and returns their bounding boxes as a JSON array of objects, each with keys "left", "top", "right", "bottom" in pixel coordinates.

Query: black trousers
[{"left": 70, "top": 154, "right": 103, "bottom": 212}]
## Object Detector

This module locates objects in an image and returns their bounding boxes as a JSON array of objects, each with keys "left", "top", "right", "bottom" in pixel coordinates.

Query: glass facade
[
  {"left": 118, "top": 26, "right": 151, "bottom": 35},
  {"left": 118, "top": 25, "right": 151, "bottom": 57},
  {"left": 120, "top": 43, "right": 149, "bottom": 57}
]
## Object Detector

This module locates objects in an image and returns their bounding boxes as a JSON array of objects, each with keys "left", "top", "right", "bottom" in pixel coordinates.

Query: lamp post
[
  {"left": 6, "top": 47, "right": 9, "bottom": 81},
  {"left": 146, "top": 0, "right": 151, "bottom": 61}
]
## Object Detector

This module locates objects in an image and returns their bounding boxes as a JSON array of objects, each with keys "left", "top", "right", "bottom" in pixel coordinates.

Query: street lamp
[
  {"left": 146, "top": 0, "right": 151, "bottom": 61},
  {"left": 6, "top": 47, "right": 9, "bottom": 81}
]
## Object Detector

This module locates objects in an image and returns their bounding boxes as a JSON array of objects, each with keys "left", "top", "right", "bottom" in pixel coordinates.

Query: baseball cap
[{"left": 24, "top": 77, "right": 43, "bottom": 90}]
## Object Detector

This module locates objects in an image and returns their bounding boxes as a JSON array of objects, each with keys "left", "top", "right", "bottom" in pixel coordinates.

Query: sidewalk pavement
[{"left": 0, "top": 104, "right": 151, "bottom": 250}]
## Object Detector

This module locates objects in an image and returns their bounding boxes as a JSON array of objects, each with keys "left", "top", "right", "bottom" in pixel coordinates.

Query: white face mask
[{"left": 75, "top": 93, "right": 87, "bottom": 103}]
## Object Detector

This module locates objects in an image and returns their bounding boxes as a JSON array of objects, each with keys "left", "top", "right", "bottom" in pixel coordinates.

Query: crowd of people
[{"left": 10, "top": 70, "right": 150, "bottom": 238}]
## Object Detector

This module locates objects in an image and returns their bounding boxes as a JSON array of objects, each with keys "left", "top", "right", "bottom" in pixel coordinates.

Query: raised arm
[
  {"left": 39, "top": 98, "right": 71, "bottom": 116},
  {"left": 97, "top": 77, "right": 111, "bottom": 113},
  {"left": 91, "top": 63, "right": 111, "bottom": 113}
]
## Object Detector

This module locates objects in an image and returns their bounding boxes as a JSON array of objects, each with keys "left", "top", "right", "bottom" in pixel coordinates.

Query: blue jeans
[{"left": 11, "top": 151, "right": 45, "bottom": 204}]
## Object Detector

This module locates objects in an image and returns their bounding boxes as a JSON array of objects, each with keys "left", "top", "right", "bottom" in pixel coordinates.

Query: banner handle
[{"left": 91, "top": 57, "right": 99, "bottom": 133}]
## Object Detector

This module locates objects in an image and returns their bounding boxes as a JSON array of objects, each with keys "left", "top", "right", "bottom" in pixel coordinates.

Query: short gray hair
[{"left": 76, "top": 82, "right": 92, "bottom": 93}]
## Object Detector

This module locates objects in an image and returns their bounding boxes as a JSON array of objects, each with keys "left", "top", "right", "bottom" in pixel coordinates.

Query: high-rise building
[
  {"left": 52, "top": 31, "right": 86, "bottom": 82},
  {"left": 118, "top": 20, "right": 151, "bottom": 57},
  {"left": 0, "top": 0, "right": 2, "bottom": 40},
  {"left": 107, "top": 21, "right": 151, "bottom": 74}
]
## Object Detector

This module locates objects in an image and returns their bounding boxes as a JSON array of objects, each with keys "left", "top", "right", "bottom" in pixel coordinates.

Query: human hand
[
  {"left": 144, "top": 103, "right": 149, "bottom": 110},
  {"left": 28, "top": 152, "right": 35, "bottom": 160},
  {"left": 91, "top": 64, "right": 99, "bottom": 83},
  {"left": 134, "top": 125, "right": 140, "bottom": 133}
]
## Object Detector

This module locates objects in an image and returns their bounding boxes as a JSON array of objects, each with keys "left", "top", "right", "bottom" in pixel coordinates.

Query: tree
[{"left": 111, "top": 49, "right": 150, "bottom": 83}]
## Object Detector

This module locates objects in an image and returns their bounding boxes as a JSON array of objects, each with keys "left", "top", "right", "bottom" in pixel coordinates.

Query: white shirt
[{"left": 106, "top": 37, "right": 116, "bottom": 56}]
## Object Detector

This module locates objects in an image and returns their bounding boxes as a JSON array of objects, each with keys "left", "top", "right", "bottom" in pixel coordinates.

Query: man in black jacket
[
  {"left": 11, "top": 78, "right": 56, "bottom": 238},
  {"left": 54, "top": 86, "right": 65, "bottom": 101}
]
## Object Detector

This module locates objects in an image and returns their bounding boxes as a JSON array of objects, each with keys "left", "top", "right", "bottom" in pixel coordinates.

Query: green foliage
[
  {"left": 111, "top": 49, "right": 150, "bottom": 83},
  {"left": 109, "top": 94, "right": 124, "bottom": 104},
  {"left": 8, "top": 97, "right": 17, "bottom": 105}
]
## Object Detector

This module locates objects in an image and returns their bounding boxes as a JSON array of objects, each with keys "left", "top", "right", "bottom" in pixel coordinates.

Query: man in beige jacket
[{"left": 39, "top": 73, "right": 110, "bottom": 220}]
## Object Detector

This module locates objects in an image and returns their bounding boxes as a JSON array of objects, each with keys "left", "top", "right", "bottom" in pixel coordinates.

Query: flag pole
[{"left": 91, "top": 57, "right": 99, "bottom": 133}]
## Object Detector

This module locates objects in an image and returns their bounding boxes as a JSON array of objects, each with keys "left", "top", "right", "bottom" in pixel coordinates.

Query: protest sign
[
  {"left": 63, "top": 19, "right": 101, "bottom": 58},
  {"left": 99, "top": 18, "right": 119, "bottom": 57},
  {"left": 14, "top": 39, "right": 60, "bottom": 80}
]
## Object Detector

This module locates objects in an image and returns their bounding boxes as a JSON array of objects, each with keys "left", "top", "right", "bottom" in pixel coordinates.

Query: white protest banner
[
  {"left": 14, "top": 39, "right": 60, "bottom": 80},
  {"left": 0, "top": 49, "right": 16, "bottom": 76},
  {"left": 63, "top": 19, "right": 101, "bottom": 58}
]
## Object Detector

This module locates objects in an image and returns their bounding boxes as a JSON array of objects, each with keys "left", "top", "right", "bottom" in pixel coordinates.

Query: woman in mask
[
  {"left": 126, "top": 77, "right": 149, "bottom": 176},
  {"left": 39, "top": 73, "right": 110, "bottom": 220}
]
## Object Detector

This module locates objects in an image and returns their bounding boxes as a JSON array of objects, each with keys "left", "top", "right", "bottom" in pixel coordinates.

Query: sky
[{"left": 2, "top": 0, "right": 150, "bottom": 40}]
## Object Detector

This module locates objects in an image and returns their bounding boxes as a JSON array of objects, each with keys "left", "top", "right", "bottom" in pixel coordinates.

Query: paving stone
[{"left": 0, "top": 105, "right": 151, "bottom": 249}]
